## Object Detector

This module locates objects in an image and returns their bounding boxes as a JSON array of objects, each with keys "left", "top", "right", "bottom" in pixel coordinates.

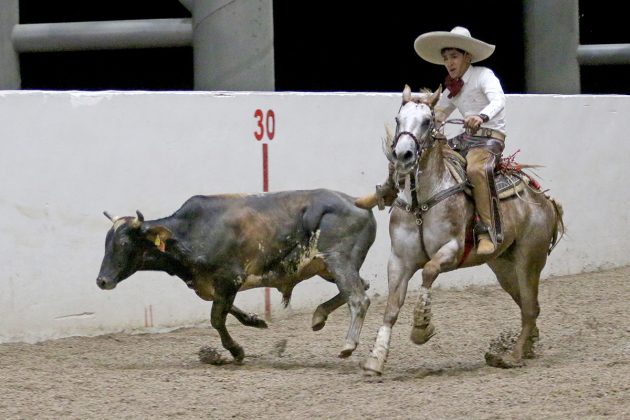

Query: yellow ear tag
[{"left": 154, "top": 236, "right": 166, "bottom": 252}]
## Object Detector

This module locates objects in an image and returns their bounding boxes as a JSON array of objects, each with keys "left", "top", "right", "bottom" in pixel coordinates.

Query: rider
[{"left": 356, "top": 26, "right": 506, "bottom": 255}]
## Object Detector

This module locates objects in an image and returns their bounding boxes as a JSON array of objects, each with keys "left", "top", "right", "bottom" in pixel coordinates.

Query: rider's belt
[{"left": 470, "top": 127, "right": 506, "bottom": 141}]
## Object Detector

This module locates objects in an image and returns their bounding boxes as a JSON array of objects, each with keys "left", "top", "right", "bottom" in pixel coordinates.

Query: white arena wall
[{"left": 1, "top": 90, "right": 628, "bottom": 344}]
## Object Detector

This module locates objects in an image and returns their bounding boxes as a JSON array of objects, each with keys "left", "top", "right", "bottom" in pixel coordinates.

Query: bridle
[
  {"left": 390, "top": 102, "right": 468, "bottom": 262},
  {"left": 391, "top": 103, "right": 437, "bottom": 154}
]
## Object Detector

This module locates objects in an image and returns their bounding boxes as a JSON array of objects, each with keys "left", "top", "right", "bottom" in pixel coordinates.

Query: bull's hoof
[
  {"left": 361, "top": 356, "right": 384, "bottom": 376},
  {"left": 251, "top": 317, "right": 268, "bottom": 329},
  {"left": 338, "top": 342, "right": 357, "bottom": 358},
  {"left": 410, "top": 323, "right": 436, "bottom": 345},
  {"left": 484, "top": 352, "right": 524, "bottom": 369},
  {"left": 229, "top": 345, "right": 245, "bottom": 364},
  {"left": 311, "top": 312, "right": 327, "bottom": 331}
]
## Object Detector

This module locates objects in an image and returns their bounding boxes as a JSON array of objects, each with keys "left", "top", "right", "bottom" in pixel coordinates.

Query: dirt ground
[{"left": 1, "top": 266, "right": 628, "bottom": 419}]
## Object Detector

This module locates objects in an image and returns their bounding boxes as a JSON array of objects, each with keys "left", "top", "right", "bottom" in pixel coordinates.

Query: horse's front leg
[
  {"left": 363, "top": 252, "right": 418, "bottom": 376},
  {"left": 410, "top": 239, "right": 460, "bottom": 345}
]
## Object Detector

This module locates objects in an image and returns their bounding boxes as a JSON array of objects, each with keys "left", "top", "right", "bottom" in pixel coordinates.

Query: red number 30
[{"left": 254, "top": 109, "right": 275, "bottom": 141}]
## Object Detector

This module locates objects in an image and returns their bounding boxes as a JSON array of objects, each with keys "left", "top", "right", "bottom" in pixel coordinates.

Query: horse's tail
[{"left": 547, "top": 196, "right": 565, "bottom": 255}]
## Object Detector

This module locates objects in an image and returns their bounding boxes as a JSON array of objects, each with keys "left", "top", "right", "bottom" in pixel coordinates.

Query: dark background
[{"left": 17, "top": 0, "right": 629, "bottom": 94}]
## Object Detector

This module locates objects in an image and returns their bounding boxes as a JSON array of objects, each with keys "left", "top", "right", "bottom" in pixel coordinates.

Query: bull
[{"left": 97, "top": 189, "right": 376, "bottom": 363}]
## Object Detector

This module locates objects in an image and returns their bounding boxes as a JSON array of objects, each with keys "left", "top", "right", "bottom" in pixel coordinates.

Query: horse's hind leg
[
  {"left": 487, "top": 255, "right": 542, "bottom": 368},
  {"left": 512, "top": 258, "right": 542, "bottom": 363}
]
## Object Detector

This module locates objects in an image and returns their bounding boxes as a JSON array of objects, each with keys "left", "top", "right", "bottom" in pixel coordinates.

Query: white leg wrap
[
  {"left": 420, "top": 286, "right": 431, "bottom": 304},
  {"left": 413, "top": 287, "right": 432, "bottom": 327},
  {"left": 369, "top": 326, "right": 392, "bottom": 362}
]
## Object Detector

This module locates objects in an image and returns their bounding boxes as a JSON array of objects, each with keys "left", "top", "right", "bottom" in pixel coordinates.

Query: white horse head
[{"left": 385, "top": 85, "right": 441, "bottom": 175}]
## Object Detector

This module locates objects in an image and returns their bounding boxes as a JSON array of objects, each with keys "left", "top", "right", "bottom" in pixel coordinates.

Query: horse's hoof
[
  {"left": 338, "top": 342, "right": 356, "bottom": 358},
  {"left": 361, "top": 357, "right": 384, "bottom": 376},
  {"left": 484, "top": 352, "right": 524, "bottom": 369},
  {"left": 312, "top": 320, "right": 326, "bottom": 331},
  {"left": 311, "top": 313, "right": 327, "bottom": 331},
  {"left": 410, "top": 323, "right": 436, "bottom": 345}
]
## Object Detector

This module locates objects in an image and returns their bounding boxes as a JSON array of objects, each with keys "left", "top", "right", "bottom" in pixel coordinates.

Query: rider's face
[{"left": 441, "top": 49, "right": 471, "bottom": 79}]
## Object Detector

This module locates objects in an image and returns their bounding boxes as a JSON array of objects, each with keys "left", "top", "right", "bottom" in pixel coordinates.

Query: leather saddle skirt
[{"left": 441, "top": 146, "right": 538, "bottom": 200}]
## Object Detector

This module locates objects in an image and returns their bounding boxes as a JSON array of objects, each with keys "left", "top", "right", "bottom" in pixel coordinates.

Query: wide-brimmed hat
[{"left": 414, "top": 26, "right": 495, "bottom": 65}]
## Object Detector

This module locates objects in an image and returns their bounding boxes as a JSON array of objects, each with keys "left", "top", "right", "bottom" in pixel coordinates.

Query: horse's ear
[
  {"left": 428, "top": 85, "right": 442, "bottom": 107},
  {"left": 403, "top": 84, "right": 412, "bottom": 104}
]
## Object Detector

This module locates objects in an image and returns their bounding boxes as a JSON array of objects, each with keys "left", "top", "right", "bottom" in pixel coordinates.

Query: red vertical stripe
[
  {"left": 262, "top": 143, "right": 269, "bottom": 192},
  {"left": 263, "top": 143, "right": 271, "bottom": 320}
]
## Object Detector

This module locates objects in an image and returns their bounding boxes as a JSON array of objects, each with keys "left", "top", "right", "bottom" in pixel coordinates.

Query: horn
[
  {"left": 103, "top": 211, "right": 120, "bottom": 223},
  {"left": 130, "top": 210, "right": 144, "bottom": 228}
]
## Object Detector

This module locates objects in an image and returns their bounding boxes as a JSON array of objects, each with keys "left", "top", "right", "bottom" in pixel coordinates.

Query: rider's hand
[{"left": 464, "top": 115, "right": 483, "bottom": 131}]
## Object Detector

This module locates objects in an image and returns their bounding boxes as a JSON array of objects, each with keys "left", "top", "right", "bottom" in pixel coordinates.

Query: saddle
[{"left": 441, "top": 145, "right": 540, "bottom": 201}]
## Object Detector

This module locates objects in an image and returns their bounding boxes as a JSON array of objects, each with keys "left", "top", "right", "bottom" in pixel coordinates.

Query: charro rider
[{"left": 356, "top": 26, "right": 507, "bottom": 255}]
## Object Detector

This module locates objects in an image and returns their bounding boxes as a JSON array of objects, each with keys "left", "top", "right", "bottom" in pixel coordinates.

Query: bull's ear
[{"left": 143, "top": 226, "right": 173, "bottom": 252}]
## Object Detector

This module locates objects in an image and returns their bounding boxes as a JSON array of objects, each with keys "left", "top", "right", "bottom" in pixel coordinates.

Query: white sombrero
[{"left": 414, "top": 26, "right": 495, "bottom": 65}]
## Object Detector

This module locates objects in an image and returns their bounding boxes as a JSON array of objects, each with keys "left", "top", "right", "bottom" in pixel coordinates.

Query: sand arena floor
[{"left": 0, "top": 266, "right": 628, "bottom": 419}]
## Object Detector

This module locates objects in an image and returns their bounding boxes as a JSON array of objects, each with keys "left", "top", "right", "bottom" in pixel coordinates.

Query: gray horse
[{"left": 362, "top": 85, "right": 564, "bottom": 375}]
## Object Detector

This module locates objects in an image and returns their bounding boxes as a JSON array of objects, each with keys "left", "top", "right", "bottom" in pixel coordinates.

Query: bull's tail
[{"left": 548, "top": 196, "right": 565, "bottom": 255}]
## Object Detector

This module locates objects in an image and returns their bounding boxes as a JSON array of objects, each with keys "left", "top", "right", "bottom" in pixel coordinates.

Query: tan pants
[{"left": 466, "top": 147, "right": 498, "bottom": 232}]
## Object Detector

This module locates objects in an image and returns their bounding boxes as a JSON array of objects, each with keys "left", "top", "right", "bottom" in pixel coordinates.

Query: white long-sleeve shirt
[{"left": 435, "top": 65, "right": 506, "bottom": 135}]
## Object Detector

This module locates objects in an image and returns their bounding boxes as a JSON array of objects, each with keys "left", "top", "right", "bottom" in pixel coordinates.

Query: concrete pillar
[
  {"left": 524, "top": 0, "right": 580, "bottom": 93},
  {"left": 12, "top": 19, "right": 192, "bottom": 52},
  {"left": 0, "top": 0, "right": 20, "bottom": 89},
  {"left": 192, "top": 0, "right": 274, "bottom": 91}
]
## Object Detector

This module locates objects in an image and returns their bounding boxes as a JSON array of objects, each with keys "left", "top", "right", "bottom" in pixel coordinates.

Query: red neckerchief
[{"left": 445, "top": 75, "right": 464, "bottom": 98}]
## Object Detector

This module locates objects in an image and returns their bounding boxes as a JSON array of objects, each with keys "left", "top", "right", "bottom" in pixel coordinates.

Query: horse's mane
[
  {"left": 383, "top": 124, "right": 395, "bottom": 162},
  {"left": 411, "top": 88, "right": 434, "bottom": 103}
]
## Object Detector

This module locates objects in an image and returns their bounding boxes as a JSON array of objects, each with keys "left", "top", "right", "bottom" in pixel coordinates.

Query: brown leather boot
[
  {"left": 467, "top": 148, "right": 499, "bottom": 255},
  {"left": 354, "top": 193, "right": 379, "bottom": 210},
  {"left": 477, "top": 233, "right": 496, "bottom": 255},
  {"left": 355, "top": 183, "right": 398, "bottom": 210},
  {"left": 355, "top": 164, "right": 398, "bottom": 210}
]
